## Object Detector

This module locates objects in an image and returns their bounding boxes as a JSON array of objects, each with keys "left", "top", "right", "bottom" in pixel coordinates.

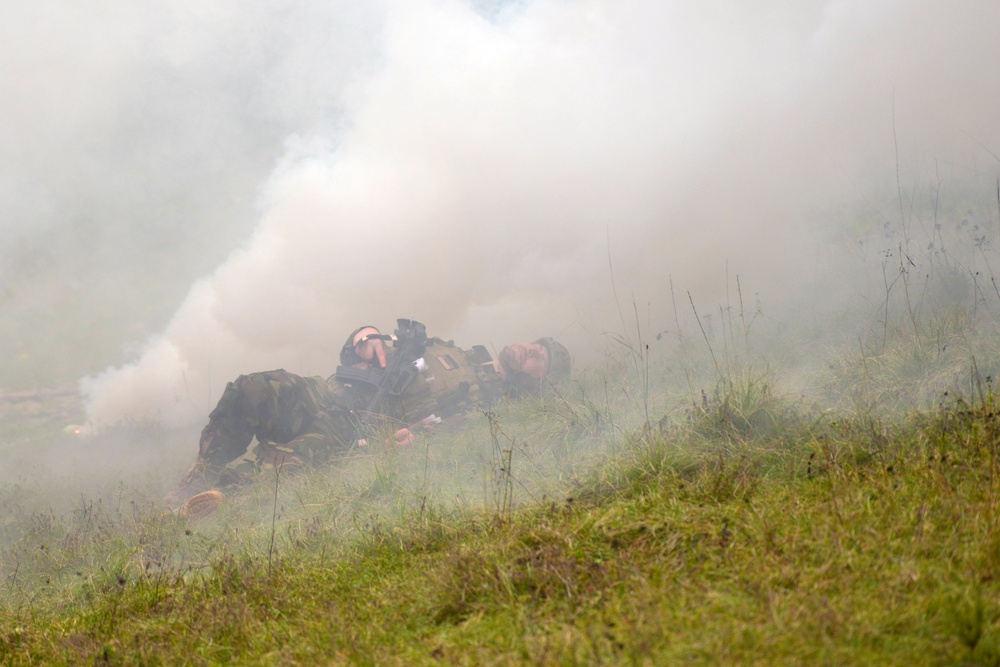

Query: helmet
[{"left": 536, "top": 338, "right": 571, "bottom": 383}]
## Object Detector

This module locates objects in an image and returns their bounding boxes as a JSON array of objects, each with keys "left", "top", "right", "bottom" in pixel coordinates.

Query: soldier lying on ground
[{"left": 164, "top": 319, "right": 571, "bottom": 513}]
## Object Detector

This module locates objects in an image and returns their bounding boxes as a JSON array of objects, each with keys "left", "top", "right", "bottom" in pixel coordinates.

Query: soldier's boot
[
  {"left": 163, "top": 458, "right": 224, "bottom": 509},
  {"left": 181, "top": 490, "right": 226, "bottom": 519}
]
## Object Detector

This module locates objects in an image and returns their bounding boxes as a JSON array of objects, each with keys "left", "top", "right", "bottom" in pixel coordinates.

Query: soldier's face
[{"left": 499, "top": 343, "right": 549, "bottom": 383}]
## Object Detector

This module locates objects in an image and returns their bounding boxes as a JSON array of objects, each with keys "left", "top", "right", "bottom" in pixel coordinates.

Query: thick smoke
[
  {"left": 8, "top": 1, "right": 997, "bottom": 428},
  {"left": 0, "top": 1, "right": 385, "bottom": 388}
]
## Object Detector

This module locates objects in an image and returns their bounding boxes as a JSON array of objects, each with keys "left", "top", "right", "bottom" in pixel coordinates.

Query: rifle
[{"left": 334, "top": 318, "right": 428, "bottom": 444}]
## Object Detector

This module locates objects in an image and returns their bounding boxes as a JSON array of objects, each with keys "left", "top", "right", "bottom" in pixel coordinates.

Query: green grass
[{"left": 4, "top": 371, "right": 1000, "bottom": 665}]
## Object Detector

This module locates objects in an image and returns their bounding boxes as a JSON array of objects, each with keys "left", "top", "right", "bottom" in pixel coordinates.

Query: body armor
[{"left": 338, "top": 338, "right": 501, "bottom": 432}]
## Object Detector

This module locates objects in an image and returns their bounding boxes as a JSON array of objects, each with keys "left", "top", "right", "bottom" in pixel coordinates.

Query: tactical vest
[{"left": 334, "top": 338, "right": 502, "bottom": 430}]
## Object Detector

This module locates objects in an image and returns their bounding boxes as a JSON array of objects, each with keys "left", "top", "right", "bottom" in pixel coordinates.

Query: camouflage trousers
[{"left": 197, "top": 369, "right": 355, "bottom": 472}]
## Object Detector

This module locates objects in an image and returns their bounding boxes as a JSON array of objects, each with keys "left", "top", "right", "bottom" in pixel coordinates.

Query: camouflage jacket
[{"left": 199, "top": 337, "right": 505, "bottom": 469}]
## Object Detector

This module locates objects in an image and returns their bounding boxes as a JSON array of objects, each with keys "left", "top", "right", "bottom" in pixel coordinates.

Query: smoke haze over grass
[{"left": 0, "top": 1, "right": 998, "bottom": 428}]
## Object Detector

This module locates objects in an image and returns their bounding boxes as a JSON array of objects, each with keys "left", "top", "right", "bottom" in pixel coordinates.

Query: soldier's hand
[
  {"left": 353, "top": 327, "right": 387, "bottom": 368},
  {"left": 374, "top": 429, "right": 413, "bottom": 448}
]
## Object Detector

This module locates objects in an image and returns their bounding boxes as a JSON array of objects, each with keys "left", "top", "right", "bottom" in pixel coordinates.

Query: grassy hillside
[{"left": 2, "top": 358, "right": 1000, "bottom": 665}]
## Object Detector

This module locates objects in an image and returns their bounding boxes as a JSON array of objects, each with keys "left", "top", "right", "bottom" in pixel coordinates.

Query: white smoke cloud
[{"left": 54, "top": 0, "right": 1000, "bottom": 427}]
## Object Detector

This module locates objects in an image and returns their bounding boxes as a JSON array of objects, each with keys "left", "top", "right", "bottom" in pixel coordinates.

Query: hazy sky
[{"left": 2, "top": 1, "right": 998, "bottom": 428}]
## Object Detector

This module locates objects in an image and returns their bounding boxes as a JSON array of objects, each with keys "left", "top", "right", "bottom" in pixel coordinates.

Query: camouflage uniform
[
  {"left": 196, "top": 370, "right": 355, "bottom": 471},
  {"left": 165, "top": 331, "right": 506, "bottom": 505}
]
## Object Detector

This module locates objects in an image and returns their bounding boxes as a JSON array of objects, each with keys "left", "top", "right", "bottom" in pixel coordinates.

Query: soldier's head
[
  {"left": 498, "top": 338, "right": 571, "bottom": 390},
  {"left": 536, "top": 337, "right": 572, "bottom": 383}
]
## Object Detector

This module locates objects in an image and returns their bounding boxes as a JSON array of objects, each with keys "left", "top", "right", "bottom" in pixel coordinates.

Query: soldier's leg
[
  {"left": 214, "top": 373, "right": 354, "bottom": 475},
  {"left": 197, "top": 375, "right": 259, "bottom": 464},
  {"left": 163, "top": 374, "right": 263, "bottom": 507},
  {"left": 165, "top": 370, "right": 335, "bottom": 507},
  {"left": 242, "top": 371, "right": 347, "bottom": 462},
  {"left": 265, "top": 401, "right": 357, "bottom": 467}
]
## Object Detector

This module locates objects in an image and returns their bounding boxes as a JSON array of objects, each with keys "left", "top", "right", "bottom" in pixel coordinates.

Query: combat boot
[{"left": 163, "top": 458, "right": 223, "bottom": 509}]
